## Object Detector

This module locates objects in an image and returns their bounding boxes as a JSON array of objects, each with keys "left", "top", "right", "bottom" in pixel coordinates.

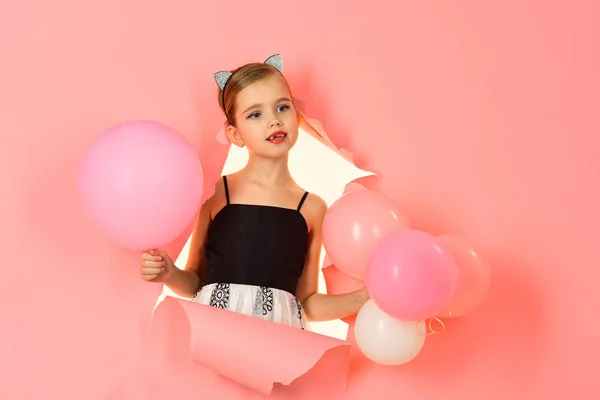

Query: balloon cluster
[{"left": 322, "top": 187, "right": 491, "bottom": 366}]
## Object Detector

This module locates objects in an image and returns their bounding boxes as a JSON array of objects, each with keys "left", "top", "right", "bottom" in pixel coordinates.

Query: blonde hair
[{"left": 217, "top": 63, "right": 286, "bottom": 125}]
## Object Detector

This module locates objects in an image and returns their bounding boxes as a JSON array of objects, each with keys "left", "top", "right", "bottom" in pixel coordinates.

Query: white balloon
[{"left": 354, "top": 299, "right": 426, "bottom": 366}]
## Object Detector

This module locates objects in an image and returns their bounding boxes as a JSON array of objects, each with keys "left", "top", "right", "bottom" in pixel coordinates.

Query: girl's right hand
[{"left": 140, "top": 249, "right": 175, "bottom": 283}]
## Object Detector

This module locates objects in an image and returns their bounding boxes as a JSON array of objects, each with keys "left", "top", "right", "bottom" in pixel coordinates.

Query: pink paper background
[{"left": 1, "top": 0, "right": 599, "bottom": 398}]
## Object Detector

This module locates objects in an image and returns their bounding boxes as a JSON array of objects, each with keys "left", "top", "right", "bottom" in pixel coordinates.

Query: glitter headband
[{"left": 214, "top": 54, "right": 284, "bottom": 123}]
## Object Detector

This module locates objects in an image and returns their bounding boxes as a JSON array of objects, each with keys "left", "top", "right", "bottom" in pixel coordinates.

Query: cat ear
[
  {"left": 215, "top": 54, "right": 282, "bottom": 89},
  {"left": 264, "top": 54, "right": 283, "bottom": 72},
  {"left": 214, "top": 71, "right": 233, "bottom": 90}
]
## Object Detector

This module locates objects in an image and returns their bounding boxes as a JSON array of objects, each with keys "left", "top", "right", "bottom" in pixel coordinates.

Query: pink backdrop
[{"left": 1, "top": 0, "right": 599, "bottom": 398}]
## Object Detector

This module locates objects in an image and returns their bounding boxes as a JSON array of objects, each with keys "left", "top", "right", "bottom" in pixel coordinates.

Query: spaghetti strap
[
  {"left": 297, "top": 191, "right": 309, "bottom": 211},
  {"left": 223, "top": 175, "right": 230, "bottom": 205}
]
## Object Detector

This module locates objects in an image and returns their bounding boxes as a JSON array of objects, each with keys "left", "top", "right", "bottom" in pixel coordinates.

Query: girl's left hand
[{"left": 358, "top": 287, "right": 371, "bottom": 304}]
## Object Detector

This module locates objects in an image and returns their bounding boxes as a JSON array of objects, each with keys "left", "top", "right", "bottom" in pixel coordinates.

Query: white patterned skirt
[{"left": 191, "top": 283, "right": 310, "bottom": 331}]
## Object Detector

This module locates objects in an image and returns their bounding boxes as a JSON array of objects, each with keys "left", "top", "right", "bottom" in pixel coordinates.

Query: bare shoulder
[
  {"left": 300, "top": 192, "right": 328, "bottom": 231},
  {"left": 206, "top": 176, "right": 229, "bottom": 218},
  {"left": 304, "top": 193, "right": 328, "bottom": 215}
]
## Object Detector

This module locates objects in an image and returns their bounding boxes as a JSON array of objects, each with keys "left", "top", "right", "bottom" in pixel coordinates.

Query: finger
[
  {"left": 156, "top": 250, "right": 170, "bottom": 259},
  {"left": 142, "top": 252, "right": 162, "bottom": 261},
  {"left": 142, "top": 253, "right": 162, "bottom": 262},
  {"left": 140, "top": 266, "right": 164, "bottom": 275},
  {"left": 141, "top": 274, "right": 159, "bottom": 282},
  {"left": 142, "top": 260, "right": 165, "bottom": 269},
  {"left": 159, "top": 253, "right": 174, "bottom": 266}
]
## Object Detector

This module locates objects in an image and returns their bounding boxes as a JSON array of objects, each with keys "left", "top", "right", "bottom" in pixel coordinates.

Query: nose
[{"left": 268, "top": 116, "right": 282, "bottom": 128}]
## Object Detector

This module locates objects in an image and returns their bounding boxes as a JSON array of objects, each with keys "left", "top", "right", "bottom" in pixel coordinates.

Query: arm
[
  {"left": 295, "top": 196, "right": 370, "bottom": 322},
  {"left": 164, "top": 196, "right": 213, "bottom": 298}
]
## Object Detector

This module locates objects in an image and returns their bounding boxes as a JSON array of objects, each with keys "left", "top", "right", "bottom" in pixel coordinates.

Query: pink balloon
[
  {"left": 365, "top": 230, "right": 459, "bottom": 321},
  {"left": 322, "top": 189, "right": 410, "bottom": 280},
  {"left": 77, "top": 121, "right": 204, "bottom": 251},
  {"left": 435, "top": 235, "right": 491, "bottom": 318}
]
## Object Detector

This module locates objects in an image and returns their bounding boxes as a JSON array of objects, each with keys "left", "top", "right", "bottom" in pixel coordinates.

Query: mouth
[{"left": 266, "top": 131, "right": 287, "bottom": 142}]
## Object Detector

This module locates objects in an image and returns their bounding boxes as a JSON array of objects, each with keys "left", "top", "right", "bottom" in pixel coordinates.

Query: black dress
[{"left": 191, "top": 176, "right": 311, "bottom": 329}]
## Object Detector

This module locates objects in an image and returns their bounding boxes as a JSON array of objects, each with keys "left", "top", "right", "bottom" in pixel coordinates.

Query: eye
[
  {"left": 277, "top": 104, "right": 290, "bottom": 112},
  {"left": 247, "top": 112, "right": 261, "bottom": 119}
]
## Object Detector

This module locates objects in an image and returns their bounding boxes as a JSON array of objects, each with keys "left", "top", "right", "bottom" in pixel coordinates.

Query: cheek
[
  {"left": 240, "top": 124, "right": 265, "bottom": 144},
  {"left": 283, "top": 111, "right": 298, "bottom": 126},
  {"left": 286, "top": 115, "right": 299, "bottom": 134}
]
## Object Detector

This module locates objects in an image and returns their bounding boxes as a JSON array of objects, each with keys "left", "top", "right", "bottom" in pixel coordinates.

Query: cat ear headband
[{"left": 214, "top": 54, "right": 283, "bottom": 92}]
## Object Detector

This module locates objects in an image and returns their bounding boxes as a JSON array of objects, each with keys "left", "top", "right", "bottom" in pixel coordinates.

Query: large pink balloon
[
  {"left": 77, "top": 121, "right": 204, "bottom": 251},
  {"left": 436, "top": 235, "right": 491, "bottom": 318},
  {"left": 365, "top": 230, "right": 459, "bottom": 321},
  {"left": 322, "top": 189, "right": 410, "bottom": 280}
]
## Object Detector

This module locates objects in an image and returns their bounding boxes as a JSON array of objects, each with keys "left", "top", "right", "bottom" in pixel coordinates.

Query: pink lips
[{"left": 266, "top": 131, "right": 287, "bottom": 144}]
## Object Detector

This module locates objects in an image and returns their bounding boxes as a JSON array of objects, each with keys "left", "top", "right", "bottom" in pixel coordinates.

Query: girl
[{"left": 139, "top": 54, "right": 369, "bottom": 330}]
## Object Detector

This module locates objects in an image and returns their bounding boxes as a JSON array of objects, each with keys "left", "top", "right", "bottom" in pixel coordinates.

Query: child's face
[{"left": 227, "top": 74, "right": 299, "bottom": 157}]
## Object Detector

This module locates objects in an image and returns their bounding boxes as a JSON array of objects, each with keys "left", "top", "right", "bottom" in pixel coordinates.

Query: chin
[
  {"left": 269, "top": 146, "right": 294, "bottom": 158},
  {"left": 263, "top": 143, "right": 295, "bottom": 158}
]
